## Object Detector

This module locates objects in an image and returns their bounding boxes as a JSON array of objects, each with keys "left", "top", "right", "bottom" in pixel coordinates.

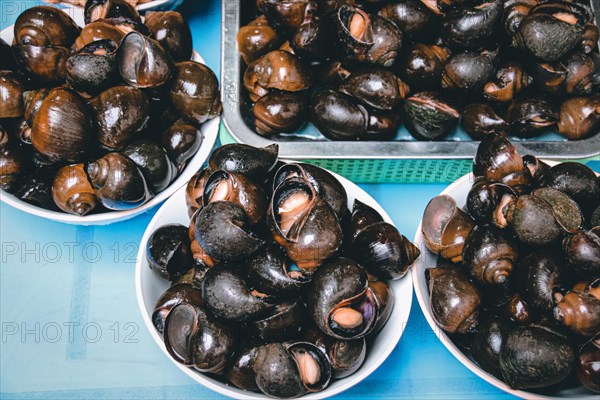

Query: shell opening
[
  {"left": 349, "top": 12, "right": 368, "bottom": 40},
  {"left": 328, "top": 289, "right": 377, "bottom": 338},
  {"left": 163, "top": 303, "right": 199, "bottom": 366},
  {"left": 278, "top": 190, "right": 312, "bottom": 238},
  {"left": 293, "top": 349, "right": 321, "bottom": 386},
  {"left": 552, "top": 12, "right": 578, "bottom": 25},
  {"left": 285, "top": 261, "right": 304, "bottom": 280},
  {"left": 208, "top": 178, "right": 231, "bottom": 203}
]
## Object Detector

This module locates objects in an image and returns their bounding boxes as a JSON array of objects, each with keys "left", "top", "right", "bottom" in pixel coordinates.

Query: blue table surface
[{"left": 0, "top": 2, "right": 597, "bottom": 400}]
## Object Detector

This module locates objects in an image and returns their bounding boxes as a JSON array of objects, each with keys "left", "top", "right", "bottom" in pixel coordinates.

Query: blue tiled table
[{"left": 0, "top": 1, "right": 591, "bottom": 399}]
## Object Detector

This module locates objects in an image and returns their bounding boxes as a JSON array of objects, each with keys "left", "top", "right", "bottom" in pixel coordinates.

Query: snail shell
[
  {"left": 87, "top": 152, "right": 152, "bottom": 210},
  {"left": 52, "top": 164, "right": 97, "bottom": 216},
  {"left": 31, "top": 87, "right": 92, "bottom": 163}
]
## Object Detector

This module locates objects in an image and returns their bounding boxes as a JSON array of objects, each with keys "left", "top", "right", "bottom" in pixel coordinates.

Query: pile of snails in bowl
[
  {"left": 238, "top": 0, "right": 599, "bottom": 141},
  {"left": 0, "top": 1, "right": 221, "bottom": 215},
  {"left": 422, "top": 132, "right": 600, "bottom": 394},
  {"left": 145, "top": 143, "right": 420, "bottom": 398}
]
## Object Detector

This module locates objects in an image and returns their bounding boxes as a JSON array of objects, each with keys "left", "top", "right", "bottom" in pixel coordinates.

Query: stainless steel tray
[{"left": 221, "top": 0, "right": 600, "bottom": 160}]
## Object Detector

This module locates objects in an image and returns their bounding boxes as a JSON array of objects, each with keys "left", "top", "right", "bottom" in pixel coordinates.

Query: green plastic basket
[{"left": 219, "top": 124, "right": 599, "bottom": 183}]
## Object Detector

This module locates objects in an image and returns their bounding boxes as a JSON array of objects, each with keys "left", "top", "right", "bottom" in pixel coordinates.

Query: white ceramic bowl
[
  {"left": 136, "top": 171, "right": 414, "bottom": 399},
  {"left": 0, "top": 7, "right": 219, "bottom": 225},
  {"left": 412, "top": 162, "right": 597, "bottom": 400}
]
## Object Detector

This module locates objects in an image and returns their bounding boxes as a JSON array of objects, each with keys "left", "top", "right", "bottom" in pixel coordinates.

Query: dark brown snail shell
[
  {"left": 532, "top": 187, "right": 583, "bottom": 233},
  {"left": 460, "top": 103, "right": 508, "bottom": 140},
  {"left": 122, "top": 140, "right": 176, "bottom": 194},
  {"left": 247, "top": 244, "right": 311, "bottom": 296},
  {"left": 237, "top": 15, "right": 281, "bottom": 65},
  {"left": 51, "top": 163, "right": 97, "bottom": 216},
  {"left": 253, "top": 90, "right": 307, "bottom": 136},
  {"left": 257, "top": 0, "right": 310, "bottom": 32},
  {"left": 538, "top": 162, "right": 600, "bottom": 217},
  {"left": 201, "top": 264, "right": 272, "bottom": 322},
  {"left": 426, "top": 267, "right": 481, "bottom": 334},
  {"left": 159, "top": 123, "right": 202, "bottom": 171},
  {"left": 517, "top": 248, "right": 565, "bottom": 312},
  {"left": 563, "top": 228, "right": 600, "bottom": 279},
  {"left": 557, "top": 95, "right": 600, "bottom": 141},
  {"left": 339, "top": 68, "right": 408, "bottom": 111},
  {"left": 502, "top": 0, "right": 538, "bottom": 36},
  {"left": 144, "top": 11, "right": 192, "bottom": 61},
  {"left": 0, "top": 71, "right": 25, "bottom": 118},
  {"left": 243, "top": 50, "right": 311, "bottom": 102},
  {"left": 462, "top": 224, "right": 518, "bottom": 286},
  {"left": 169, "top": 61, "right": 222, "bottom": 125},
  {"left": 163, "top": 303, "right": 235, "bottom": 374},
  {"left": 31, "top": 87, "right": 91, "bottom": 163},
  {"left": 272, "top": 162, "right": 348, "bottom": 219},
  {"left": 208, "top": 143, "right": 278, "bottom": 183},
  {"left": 308, "top": 258, "right": 378, "bottom": 340},
  {"left": 245, "top": 298, "right": 308, "bottom": 342},
  {"left": 253, "top": 342, "right": 331, "bottom": 397},
  {"left": 194, "top": 200, "right": 264, "bottom": 261},
  {"left": 403, "top": 91, "right": 460, "bottom": 141},
  {"left": 310, "top": 89, "right": 368, "bottom": 141},
  {"left": 87, "top": 152, "right": 151, "bottom": 210},
  {"left": 66, "top": 39, "right": 118, "bottom": 95},
  {"left": 151, "top": 283, "right": 202, "bottom": 334},
  {"left": 473, "top": 133, "right": 531, "bottom": 192},
  {"left": 442, "top": 50, "right": 497, "bottom": 93},
  {"left": 336, "top": 5, "right": 403, "bottom": 67},
  {"left": 483, "top": 62, "right": 532, "bottom": 104},
  {"left": 23, "top": 88, "right": 50, "bottom": 127},
  {"left": 343, "top": 199, "right": 383, "bottom": 248},
  {"left": 471, "top": 316, "right": 511, "bottom": 378},
  {"left": 84, "top": 0, "right": 140, "bottom": 25},
  {"left": 185, "top": 167, "right": 211, "bottom": 217},
  {"left": 352, "top": 222, "right": 420, "bottom": 280},
  {"left": 267, "top": 177, "right": 342, "bottom": 271},
  {"left": 14, "top": 6, "right": 79, "bottom": 47},
  {"left": 503, "top": 191, "right": 576, "bottom": 247},
  {"left": 378, "top": 0, "right": 436, "bottom": 37},
  {"left": 553, "top": 291, "right": 600, "bottom": 337},
  {"left": 146, "top": 224, "right": 193, "bottom": 281},
  {"left": 466, "top": 179, "right": 515, "bottom": 225},
  {"left": 422, "top": 194, "right": 476, "bottom": 263},
  {"left": 290, "top": 1, "right": 331, "bottom": 59},
  {"left": 0, "top": 142, "right": 24, "bottom": 191},
  {"left": 512, "top": 1, "right": 589, "bottom": 62},
  {"left": 396, "top": 43, "right": 449, "bottom": 91},
  {"left": 302, "top": 325, "right": 366, "bottom": 379},
  {"left": 369, "top": 277, "right": 394, "bottom": 335},
  {"left": 225, "top": 345, "right": 260, "bottom": 391},
  {"left": 577, "top": 337, "right": 600, "bottom": 393},
  {"left": 499, "top": 324, "right": 576, "bottom": 389},
  {"left": 12, "top": 43, "right": 70, "bottom": 85},
  {"left": 117, "top": 31, "right": 174, "bottom": 89},
  {"left": 203, "top": 170, "right": 267, "bottom": 225},
  {"left": 440, "top": 0, "right": 503, "bottom": 50},
  {"left": 89, "top": 86, "right": 150, "bottom": 150}
]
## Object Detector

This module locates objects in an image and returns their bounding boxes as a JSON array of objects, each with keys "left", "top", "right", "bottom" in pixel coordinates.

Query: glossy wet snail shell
[{"left": 52, "top": 163, "right": 97, "bottom": 216}]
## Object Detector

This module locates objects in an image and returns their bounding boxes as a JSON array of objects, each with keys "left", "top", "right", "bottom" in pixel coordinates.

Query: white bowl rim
[
  {"left": 411, "top": 160, "right": 598, "bottom": 400},
  {"left": 135, "top": 169, "right": 414, "bottom": 399},
  {"left": 0, "top": 13, "right": 220, "bottom": 226}
]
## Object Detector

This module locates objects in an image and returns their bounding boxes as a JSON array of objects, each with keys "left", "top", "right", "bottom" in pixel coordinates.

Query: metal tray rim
[{"left": 221, "top": 0, "right": 600, "bottom": 160}]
